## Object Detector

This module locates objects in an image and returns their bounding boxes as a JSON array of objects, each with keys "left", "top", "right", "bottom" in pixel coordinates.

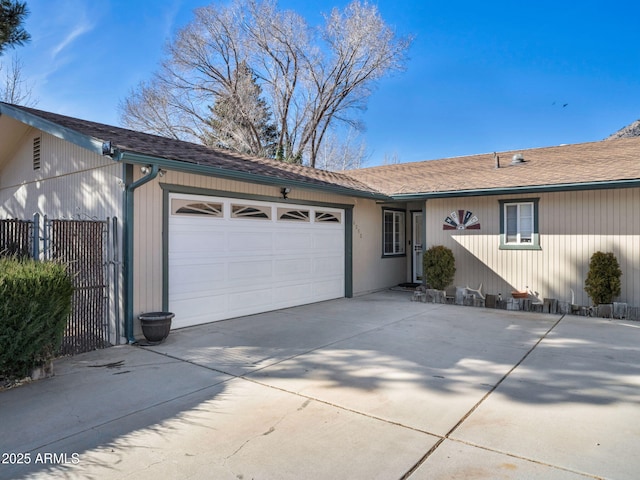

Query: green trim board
[
  {"left": 4, "top": 102, "right": 640, "bottom": 204},
  {"left": 161, "top": 184, "right": 354, "bottom": 313},
  {"left": 389, "top": 179, "right": 640, "bottom": 201},
  {"left": 0, "top": 102, "right": 106, "bottom": 156},
  {"left": 118, "top": 151, "right": 390, "bottom": 201},
  {"left": 124, "top": 164, "right": 160, "bottom": 343},
  {"left": 159, "top": 183, "right": 355, "bottom": 210},
  {"left": 344, "top": 208, "right": 354, "bottom": 298}
]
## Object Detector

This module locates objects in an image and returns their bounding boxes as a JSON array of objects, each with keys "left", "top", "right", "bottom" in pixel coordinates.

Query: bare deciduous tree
[
  {"left": 0, "top": 54, "right": 37, "bottom": 106},
  {"left": 315, "top": 127, "right": 368, "bottom": 171},
  {"left": 382, "top": 151, "right": 401, "bottom": 165},
  {"left": 120, "top": 0, "right": 412, "bottom": 168}
]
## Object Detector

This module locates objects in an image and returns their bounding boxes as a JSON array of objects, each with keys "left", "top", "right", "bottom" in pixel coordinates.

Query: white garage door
[{"left": 168, "top": 193, "right": 345, "bottom": 329}]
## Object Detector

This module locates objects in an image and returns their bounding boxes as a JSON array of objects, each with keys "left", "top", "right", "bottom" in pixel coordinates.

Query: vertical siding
[
  {"left": 0, "top": 131, "right": 122, "bottom": 220},
  {"left": 0, "top": 130, "right": 125, "bottom": 343},
  {"left": 425, "top": 188, "right": 640, "bottom": 307},
  {"left": 351, "top": 198, "right": 406, "bottom": 294},
  {"left": 132, "top": 171, "right": 405, "bottom": 317}
]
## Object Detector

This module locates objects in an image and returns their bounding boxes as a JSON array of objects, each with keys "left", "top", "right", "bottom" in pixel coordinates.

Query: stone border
[{"left": 408, "top": 286, "right": 639, "bottom": 321}]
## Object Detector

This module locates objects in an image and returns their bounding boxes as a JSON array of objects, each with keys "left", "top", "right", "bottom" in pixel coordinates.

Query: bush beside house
[
  {"left": 423, "top": 245, "right": 456, "bottom": 291},
  {"left": 0, "top": 258, "right": 73, "bottom": 380},
  {"left": 584, "top": 251, "right": 622, "bottom": 306}
]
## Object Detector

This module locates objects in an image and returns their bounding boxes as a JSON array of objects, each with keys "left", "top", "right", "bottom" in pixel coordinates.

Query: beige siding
[
  {"left": 132, "top": 171, "right": 406, "bottom": 320},
  {"left": 0, "top": 128, "right": 125, "bottom": 343},
  {"left": 425, "top": 188, "right": 640, "bottom": 307},
  {"left": 352, "top": 198, "right": 406, "bottom": 294},
  {"left": 0, "top": 130, "right": 122, "bottom": 220}
]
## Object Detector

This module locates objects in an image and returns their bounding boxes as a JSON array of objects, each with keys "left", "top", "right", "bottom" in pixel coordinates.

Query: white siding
[{"left": 425, "top": 188, "right": 640, "bottom": 307}]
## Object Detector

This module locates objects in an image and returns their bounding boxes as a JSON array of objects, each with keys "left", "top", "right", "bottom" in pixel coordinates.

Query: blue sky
[{"left": 5, "top": 0, "right": 640, "bottom": 166}]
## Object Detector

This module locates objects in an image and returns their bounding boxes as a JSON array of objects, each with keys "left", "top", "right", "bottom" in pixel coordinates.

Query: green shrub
[
  {"left": 584, "top": 251, "right": 622, "bottom": 305},
  {"left": 423, "top": 245, "right": 456, "bottom": 291},
  {"left": 0, "top": 258, "right": 73, "bottom": 379}
]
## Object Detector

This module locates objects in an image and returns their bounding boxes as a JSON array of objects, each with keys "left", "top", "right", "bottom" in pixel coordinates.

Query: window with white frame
[
  {"left": 499, "top": 198, "right": 540, "bottom": 249},
  {"left": 383, "top": 209, "right": 405, "bottom": 256}
]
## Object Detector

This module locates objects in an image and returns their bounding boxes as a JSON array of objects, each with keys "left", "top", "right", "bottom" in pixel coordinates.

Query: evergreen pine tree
[
  {"left": 0, "top": 1, "right": 30, "bottom": 55},
  {"left": 205, "top": 62, "right": 278, "bottom": 158}
]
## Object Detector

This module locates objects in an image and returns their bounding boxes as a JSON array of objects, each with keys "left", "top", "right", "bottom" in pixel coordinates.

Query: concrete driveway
[{"left": 1, "top": 290, "right": 639, "bottom": 479}]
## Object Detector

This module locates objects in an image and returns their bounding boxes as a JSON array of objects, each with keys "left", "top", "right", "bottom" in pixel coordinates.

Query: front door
[{"left": 412, "top": 211, "right": 423, "bottom": 283}]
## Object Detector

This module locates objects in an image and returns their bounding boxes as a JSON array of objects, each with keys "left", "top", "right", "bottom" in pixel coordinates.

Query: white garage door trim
[{"left": 168, "top": 193, "right": 346, "bottom": 329}]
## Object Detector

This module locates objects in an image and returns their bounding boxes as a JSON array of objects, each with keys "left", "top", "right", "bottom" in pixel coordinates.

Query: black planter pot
[{"left": 139, "top": 312, "right": 175, "bottom": 344}]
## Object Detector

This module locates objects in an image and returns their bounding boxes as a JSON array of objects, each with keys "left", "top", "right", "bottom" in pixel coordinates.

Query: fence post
[
  {"left": 32, "top": 213, "right": 40, "bottom": 260},
  {"left": 43, "top": 215, "right": 49, "bottom": 260}
]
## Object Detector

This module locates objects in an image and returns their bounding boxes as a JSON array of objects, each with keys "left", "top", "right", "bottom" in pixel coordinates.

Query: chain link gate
[
  {"left": 44, "top": 218, "right": 114, "bottom": 355},
  {"left": 1, "top": 216, "right": 118, "bottom": 355}
]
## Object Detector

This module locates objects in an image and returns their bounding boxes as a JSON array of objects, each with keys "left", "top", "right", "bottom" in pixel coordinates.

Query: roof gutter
[
  {"left": 116, "top": 150, "right": 391, "bottom": 201},
  {"left": 123, "top": 163, "right": 160, "bottom": 344},
  {"left": 389, "top": 178, "right": 640, "bottom": 201}
]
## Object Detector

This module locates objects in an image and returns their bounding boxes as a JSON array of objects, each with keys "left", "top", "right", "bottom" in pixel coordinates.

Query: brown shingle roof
[
  {"left": 2, "top": 104, "right": 383, "bottom": 197},
  {"left": 345, "top": 138, "right": 640, "bottom": 196},
  {"left": 5, "top": 103, "right": 640, "bottom": 199}
]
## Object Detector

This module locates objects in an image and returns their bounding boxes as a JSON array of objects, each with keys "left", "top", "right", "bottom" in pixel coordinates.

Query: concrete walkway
[{"left": 1, "top": 290, "right": 639, "bottom": 479}]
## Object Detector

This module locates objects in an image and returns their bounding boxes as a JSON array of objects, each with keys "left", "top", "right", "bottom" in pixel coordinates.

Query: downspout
[{"left": 123, "top": 164, "right": 160, "bottom": 343}]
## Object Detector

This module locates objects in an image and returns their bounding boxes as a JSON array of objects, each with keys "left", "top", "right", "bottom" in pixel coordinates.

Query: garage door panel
[
  {"left": 313, "top": 278, "right": 344, "bottom": 298},
  {"left": 228, "top": 259, "right": 272, "bottom": 281},
  {"left": 274, "top": 231, "right": 313, "bottom": 252},
  {"left": 171, "top": 230, "right": 227, "bottom": 254},
  {"left": 314, "top": 232, "right": 344, "bottom": 251},
  {"left": 169, "top": 194, "right": 345, "bottom": 329},
  {"left": 170, "top": 265, "right": 228, "bottom": 294},
  {"left": 273, "top": 257, "right": 313, "bottom": 277},
  {"left": 313, "top": 255, "right": 344, "bottom": 276},
  {"left": 272, "top": 282, "right": 313, "bottom": 306},
  {"left": 228, "top": 230, "right": 273, "bottom": 252},
  {"left": 170, "top": 293, "right": 229, "bottom": 329},
  {"left": 228, "top": 287, "right": 273, "bottom": 313}
]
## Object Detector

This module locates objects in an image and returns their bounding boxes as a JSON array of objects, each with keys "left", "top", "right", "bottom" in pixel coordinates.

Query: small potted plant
[{"left": 139, "top": 312, "right": 175, "bottom": 344}]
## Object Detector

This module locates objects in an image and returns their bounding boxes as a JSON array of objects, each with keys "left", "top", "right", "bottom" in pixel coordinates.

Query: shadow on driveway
[{"left": 1, "top": 290, "right": 639, "bottom": 479}]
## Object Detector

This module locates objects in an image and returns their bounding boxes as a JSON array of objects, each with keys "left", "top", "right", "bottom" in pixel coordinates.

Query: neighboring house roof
[
  {"left": 3, "top": 102, "right": 640, "bottom": 201},
  {"left": 346, "top": 138, "right": 640, "bottom": 198},
  {"left": 0, "top": 103, "right": 386, "bottom": 200}
]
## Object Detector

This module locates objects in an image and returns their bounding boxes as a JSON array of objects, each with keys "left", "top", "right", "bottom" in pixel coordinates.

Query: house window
[
  {"left": 315, "top": 211, "right": 341, "bottom": 223},
  {"left": 383, "top": 209, "right": 405, "bottom": 256},
  {"left": 172, "top": 200, "right": 223, "bottom": 217},
  {"left": 231, "top": 204, "right": 271, "bottom": 219},
  {"left": 278, "top": 209, "right": 310, "bottom": 222},
  {"left": 499, "top": 198, "right": 541, "bottom": 250}
]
